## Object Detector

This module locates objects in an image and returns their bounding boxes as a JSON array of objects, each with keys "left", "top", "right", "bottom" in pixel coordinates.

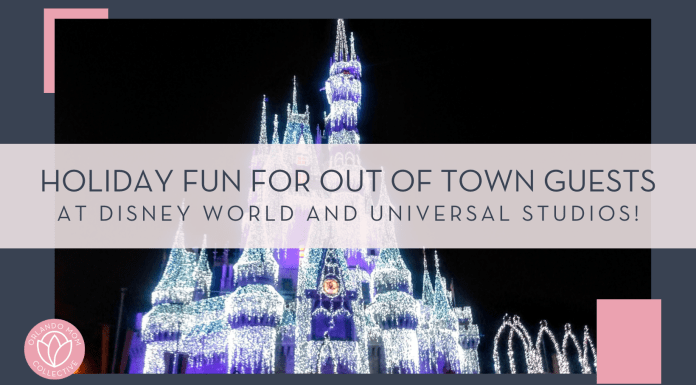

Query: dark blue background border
[{"left": 1, "top": 1, "right": 693, "bottom": 384}]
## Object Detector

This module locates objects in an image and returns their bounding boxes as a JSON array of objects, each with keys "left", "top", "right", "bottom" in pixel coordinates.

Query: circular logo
[{"left": 24, "top": 319, "right": 85, "bottom": 379}]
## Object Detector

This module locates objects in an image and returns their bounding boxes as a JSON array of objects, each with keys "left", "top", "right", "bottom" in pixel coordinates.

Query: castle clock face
[{"left": 322, "top": 278, "right": 340, "bottom": 296}]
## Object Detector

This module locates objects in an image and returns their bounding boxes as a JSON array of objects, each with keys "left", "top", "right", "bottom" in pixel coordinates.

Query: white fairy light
[
  {"left": 562, "top": 323, "right": 587, "bottom": 374},
  {"left": 582, "top": 325, "right": 597, "bottom": 373},
  {"left": 283, "top": 77, "right": 311, "bottom": 144},
  {"left": 271, "top": 114, "right": 280, "bottom": 145},
  {"left": 258, "top": 95, "right": 268, "bottom": 145},
  {"left": 493, "top": 317, "right": 596, "bottom": 375},
  {"left": 192, "top": 235, "right": 213, "bottom": 300},
  {"left": 535, "top": 320, "right": 568, "bottom": 373}
]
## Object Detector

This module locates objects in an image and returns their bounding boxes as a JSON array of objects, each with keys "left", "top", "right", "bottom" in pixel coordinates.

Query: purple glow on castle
[{"left": 126, "top": 20, "right": 480, "bottom": 375}]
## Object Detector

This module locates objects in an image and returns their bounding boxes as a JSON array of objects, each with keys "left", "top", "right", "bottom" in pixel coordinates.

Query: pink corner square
[
  {"left": 44, "top": 8, "right": 109, "bottom": 93},
  {"left": 597, "top": 299, "right": 661, "bottom": 384}
]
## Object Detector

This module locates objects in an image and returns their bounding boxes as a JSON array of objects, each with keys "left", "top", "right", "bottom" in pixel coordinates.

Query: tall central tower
[{"left": 324, "top": 19, "right": 362, "bottom": 145}]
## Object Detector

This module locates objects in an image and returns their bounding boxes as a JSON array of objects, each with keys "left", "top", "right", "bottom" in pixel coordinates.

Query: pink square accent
[
  {"left": 597, "top": 299, "right": 661, "bottom": 384},
  {"left": 44, "top": 8, "right": 109, "bottom": 93}
]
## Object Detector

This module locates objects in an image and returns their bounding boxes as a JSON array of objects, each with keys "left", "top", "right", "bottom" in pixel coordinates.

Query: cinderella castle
[{"left": 126, "top": 20, "right": 481, "bottom": 374}]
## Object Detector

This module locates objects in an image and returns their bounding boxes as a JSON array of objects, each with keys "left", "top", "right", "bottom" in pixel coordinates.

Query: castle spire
[
  {"left": 431, "top": 250, "right": 457, "bottom": 328},
  {"left": 152, "top": 203, "right": 198, "bottom": 305},
  {"left": 315, "top": 124, "right": 321, "bottom": 144},
  {"left": 172, "top": 200, "right": 185, "bottom": 249},
  {"left": 434, "top": 249, "right": 447, "bottom": 291},
  {"left": 334, "top": 19, "right": 349, "bottom": 62},
  {"left": 197, "top": 234, "right": 209, "bottom": 272},
  {"left": 193, "top": 234, "right": 213, "bottom": 300},
  {"left": 291, "top": 76, "right": 298, "bottom": 114},
  {"left": 271, "top": 114, "right": 280, "bottom": 144},
  {"left": 422, "top": 248, "right": 434, "bottom": 307},
  {"left": 377, "top": 169, "right": 398, "bottom": 247},
  {"left": 326, "top": 19, "right": 362, "bottom": 144},
  {"left": 258, "top": 95, "right": 268, "bottom": 144},
  {"left": 350, "top": 32, "right": 356, "bottom": 61},
  {"left": 373, "top": 247, "right": 412, "bottom": 294}
]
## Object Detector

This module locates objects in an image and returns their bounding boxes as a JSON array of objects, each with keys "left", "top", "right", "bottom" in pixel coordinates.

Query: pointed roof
[
  {"left": 193, "top": 235, "right": 213, "bottom": 298},
  {"left": 258, "top": 95, "right": 268, "bottom": 145},
  {"left": 350, "top": 32, "right": 356, "bottom": 61},
  {"left": 377, "top": 169, "right": 398, "bottom": 247},
  {"left": 152, "top": 208, "right": 198, "bottom": 305},
  {"left": 291, "top": 76, "right": 298, "bottom": 114},
  {"left": 172, "top": 201, "right": 185, "bottom": 248},
  {"left": 374, "top": 248, "right": 407, "bottom": 271},
  {"left": 271, "top": 114, "right": 280, "bottom": 144},
  {"left": 371, "top": 176, "right": 410, "bottom": 294},
  {"left": 422, "top": 249, "right": 434, "bottom": 307},
  {"left": 196, "top": 235, "right": 211, "bottom": 274},
  {"left": 234, "top": 215, "right": 278, "bottom": 287},
  {"left": 432, "top": 250, "right": 457, "bottom": 329},
  {"left": 334, "top": 19, "right": 349, "bottom": 62},
  {"left": 372, "top": 247, "right": 412, "bottom": 295}
]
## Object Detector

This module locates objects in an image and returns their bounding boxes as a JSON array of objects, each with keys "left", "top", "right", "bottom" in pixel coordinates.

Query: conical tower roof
[
  {"left": 291, "top": 76, "right": 298, "bottom": 114},
  {"left": 235, "top": 216, "right": 278, "bottom": 287},
  {"left": 258, "top": 95, "right": 268, "bottom": 144},
  {"left": 431, "top": 251, "right": 457, "bottom": 330},
  {"left": 422, "top": 249, "right": 435, "bottom": 307},
  {"left": 151, "top": 210, "right": 198, "bottom": 305},
  {"left": 271, "top": 114, "right": 280, "bottom": 144},
  {"left": 193, "top": 235, "right": 213, "bottom": 298},
  {"left": 334, "top": 19, "right": 349, "bottom": 62},
  {"left": 372, "top": 248, "right": 412, "bottom": 295}
]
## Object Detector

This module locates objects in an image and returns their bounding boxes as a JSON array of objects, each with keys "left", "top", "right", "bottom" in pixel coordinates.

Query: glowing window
[{"left": 322, "top": 278, "right": 340, "bottom": 296}]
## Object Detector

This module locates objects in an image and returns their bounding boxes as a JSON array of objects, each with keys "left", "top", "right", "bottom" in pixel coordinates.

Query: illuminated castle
[{"left": 127, "top": 20, "right": 480, "bottom": 374}]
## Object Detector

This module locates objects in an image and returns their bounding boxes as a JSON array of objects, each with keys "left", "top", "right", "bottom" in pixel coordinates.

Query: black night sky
[{"left": 54, "top": 20, "right": 650, "bottom": 373}]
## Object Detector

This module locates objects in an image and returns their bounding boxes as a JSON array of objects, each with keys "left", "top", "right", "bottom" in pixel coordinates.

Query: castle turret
[
  {"left": 151, "top": 215, "right": 198, "bottom": 305},
  {"left": 283, "top": 77, "right": 311, "bottom": 144},
  {"left": 142, "top": 212, "right": 201, "bottom": 373},
  {"left": 367, "top": 247, "right": 419, "bottom": 373},
  {"left": 325, "top": 19, "right": 362, "bottom": 145},
  {"left": 422, "top": 251, "right": 435, "bottom": 308},
  {"left": 258, "top": 96, "right": 268, "bottom": 145},
  {"left": 192, "top": 235, "right": 213, "bottom": 301},
  {"left": 432, "top": 252, "right": 458, "bottom": 332},
  {"left": 271, "top": 114, "right": 280, "bottom": 144},
  {"left": 225, "top": 225, "right": 284, "bottom": 373},
  {"left": 429, "top": 251, "right": 467, "bottom": 373},
  {"left": 417, "top": 250, "right": 437, "bottom": 373}
]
